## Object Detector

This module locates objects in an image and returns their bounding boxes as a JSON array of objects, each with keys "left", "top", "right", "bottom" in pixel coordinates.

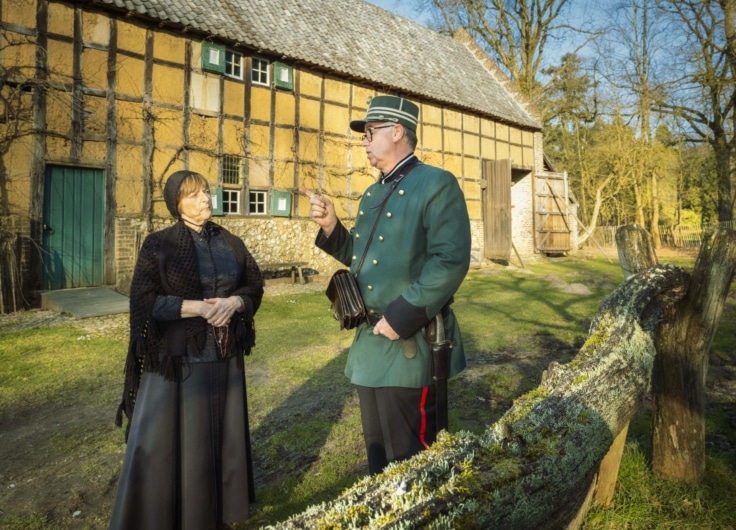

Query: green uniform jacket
[{"left": 317, "top": 161, "right": 471, "bottom": 388}]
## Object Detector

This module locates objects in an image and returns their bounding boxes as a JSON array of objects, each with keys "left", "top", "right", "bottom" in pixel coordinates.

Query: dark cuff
[
  {"left": 384, "top": 296, "right": 430, "bottom": 339},
  {"left": 240, "top": 295, "right": 254, "bottom": 319},
  {"left": 316, "top": 221, "right": 348, "bottom": 253}
]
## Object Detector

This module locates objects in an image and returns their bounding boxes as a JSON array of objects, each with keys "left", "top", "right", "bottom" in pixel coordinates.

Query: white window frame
[
  {"left": 251, "top": 57, "right": 270, "bottom": 86},
  {"left": 222, "top": 189, "right": 241, "bottom": 214},
  {"left": 225, "top": 50, "right": 243, "bottom": 80},
  {"left": 249, "top": 190, "right": 267, "bottom": 215}
]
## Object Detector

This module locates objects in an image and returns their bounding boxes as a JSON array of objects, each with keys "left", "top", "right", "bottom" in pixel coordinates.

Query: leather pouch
[{"left": 326, "top": 269, "right": 366, "bottom": 330}]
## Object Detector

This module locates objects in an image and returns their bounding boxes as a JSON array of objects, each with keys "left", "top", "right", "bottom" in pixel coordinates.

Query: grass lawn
[{"left": 0, "top": 251, "right": 734, "bottom": 529}]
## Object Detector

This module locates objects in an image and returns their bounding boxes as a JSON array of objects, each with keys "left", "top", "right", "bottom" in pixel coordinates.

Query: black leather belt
[{"left": 364, "top": 304, "right": 452, "bottom": 328}]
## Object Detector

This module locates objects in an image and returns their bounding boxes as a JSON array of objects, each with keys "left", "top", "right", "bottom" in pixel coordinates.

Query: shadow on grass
[{"left": 247, "top": 347, "right": 360, "bottom": 523}]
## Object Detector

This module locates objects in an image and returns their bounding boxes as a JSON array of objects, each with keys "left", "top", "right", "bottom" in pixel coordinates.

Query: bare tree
[
  {"left": 424, "top": 0, "right": 595, "bottom": 100},
  {"left": 657, "top": 0, "right": 735, "bottom": 223}
]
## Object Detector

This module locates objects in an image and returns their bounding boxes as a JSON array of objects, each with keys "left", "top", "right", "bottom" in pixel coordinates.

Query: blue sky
[{"left": 365, "top": 0, "right": 430, "bottom": 25}]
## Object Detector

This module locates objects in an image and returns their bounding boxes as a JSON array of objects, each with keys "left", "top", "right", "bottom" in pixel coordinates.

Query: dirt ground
[{"left": 0, "top": 250, "right": 733, "bottom": 529}]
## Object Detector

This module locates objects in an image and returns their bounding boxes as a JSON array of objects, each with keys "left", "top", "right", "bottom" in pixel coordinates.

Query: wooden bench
[{"left": 261, "top": 262, "right": 308, "bottom": 284}]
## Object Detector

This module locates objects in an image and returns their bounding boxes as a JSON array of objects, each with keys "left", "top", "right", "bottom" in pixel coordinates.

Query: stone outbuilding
[{"left": 0, "top": 0, "right": 573, "bottom": 309}]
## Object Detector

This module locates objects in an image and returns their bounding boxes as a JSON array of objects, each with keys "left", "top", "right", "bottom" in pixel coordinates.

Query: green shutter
[
  {"left": 273, "top": 61, "right": 293, "bottom": 90},
  {"left": 202, "top": 41, "right": 226, "bottom": 73}
]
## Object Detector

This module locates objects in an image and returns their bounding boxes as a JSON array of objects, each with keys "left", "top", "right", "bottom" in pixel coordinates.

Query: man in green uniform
[{"left": 301, "top": 95, "right": 471, "bottom": 474}]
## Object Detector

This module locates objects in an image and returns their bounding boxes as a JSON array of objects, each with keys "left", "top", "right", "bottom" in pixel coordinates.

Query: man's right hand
[{"left": 300, "top": 187, "right": 338, "bottom": 236}]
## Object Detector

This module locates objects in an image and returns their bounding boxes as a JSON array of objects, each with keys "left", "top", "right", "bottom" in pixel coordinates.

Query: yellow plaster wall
[
  {"left": 464, "top": 114, "right": 480, "bottom": 135},
  {"left": 82, "top": 140, "right": 106, "bottom": 162},
  {"left": 188, "top": 151, "right": 218, "bottom": 182},
  {"left": 273, "top": 160, "right": 294, "bottom": 189},
  {"left": 48, "top": 2, "right": 74, "bottom": 38},
  {"left": 297, "top": 131, "right": 320, "bottom": 165},
  {"left": 116, "top": 56, "right": 145, "bottom": 98},
  {"left": 3, "top": 0, "right": 36, "bottom": 28},
  {"left": 352, "top": 86, "right": 374, "bottom": 114},
  {"left": 422, "top": 124, "right": 443, "bottom": 152},
  {"left": 481, "top": 119, "right": 495, "bottom": 137},
  {"left": 324, "top": 136, "right": 347, "bottom": 168},
  {"left": 1, "top": 33, "right": 36, "bottom": 73},
  {"left": 223, "top": 80, "right": 244, "bottom": 117},
  {"left": 443, "top": 128, "right": 462, "bottom": 155},
  {"left": 250, "top": 87, "right": 271, "bottom": 123},
  {"left": 298, "top": 98, "right": 321, "bottom": 130},
  {"left": 274, "top": 127, "right": 295, "bottom": 161},
  {"left": 522, "top": 146, "right": 534, "bottom": 166},
  {"left": 46, "top": 39, "right": 74, "bottom": 85},
  {"left": 152, "top": 64, "right": 184, "bottom": 106},
  {"left": 46, "top": 91, "right": 72, "bottom": 138},
  {"left": 422, "top": 104, "right": 442, "bottom": 127},
  {"left": 82, "top": 48, "right": 108, "bottom": 91},
  {"left": 299, "top": 71, "right": 322, "bottom": 99},
  {"left": 82, "top": 11, "right": 110, "bottom": 46},
  {"left": 324, "top": 76, "right": 350, "bottom": 106},
  {"left": 117, "top": 20, "right": 147, "bottom": 56},
  {"left": 443, "top": 108, "right": 462, "bottom": 130},
  {"left": 83, "top": 95, "right": 107, "bottom": 136},
  {"left": 222, "top": 120, "right": 244, "bottom": 154},
  {"left": 496, "top": 140, "right": 511, "bottom": 160},
  {"left": 274, "top": 91, "right": 295, "bottom": 124},
  {"left": 248, "top": 124, "right": 270, "bottom": 158},
  {"left": 116, "top": 100, "right": 144, "bottom": 141},
  {"left": 154, "top": 31, "right": 184, "bottom": 64},
  {"left": 152, "top": 107, "right": 183, "bottom": 148},
  {"left": 466, "top": 200, "right": 482, "bottom": 220},
  {"left": 188, "top": 114, "right": 219, "bottom": 153},
  {"left": 6, "top": 141, "right": 33, "bottom": 214},
  {"left": 116, "top": 145, "right": 145, "bottom": 212},
  {"left": 324, "top": 102, "right": 348, "bottom": 136},
  {"left": 480, "top": 137, "right": 496, "bottom": 160},
  {"left": 463, "top": 131, "right": 480, "bottom": 158},
  {"left": 463, "top": 179, "right": 482, "bottom": 201},
  {"left": 509, "top": 126, "right": 522, "bottom": 145}
]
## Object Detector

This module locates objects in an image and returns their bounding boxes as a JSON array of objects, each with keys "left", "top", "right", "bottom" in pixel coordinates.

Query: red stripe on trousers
[{"left": 419, "top": 385, "right": 429, "bottom": 449}]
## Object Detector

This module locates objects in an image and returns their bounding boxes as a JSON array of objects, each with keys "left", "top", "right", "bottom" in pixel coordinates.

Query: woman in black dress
[{"left": 110, "top": 170, "right": 264, "bottom": 530}]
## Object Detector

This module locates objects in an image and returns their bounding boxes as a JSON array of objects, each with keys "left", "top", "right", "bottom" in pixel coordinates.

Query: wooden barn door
[
  {"left": 536, "top": 171, "right": 571, "bottom": 253},
  {"left": 41, "top": 166, "right": 105, "bottom": 289},
  {"left": 482, "top": 159, "right": 512, "bottom": 260}
]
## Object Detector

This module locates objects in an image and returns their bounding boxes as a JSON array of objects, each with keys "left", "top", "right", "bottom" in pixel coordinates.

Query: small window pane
[
  {"left": 223, "top": 189, "right": 240, "bottom": 214},
  {"left": 225, "top": 51, "right": 243, "bottom": 79},
  {"left": 249, "top": 190, "right": 267, "bottom": 215},
  {"left": 251, "top": 58, "right": 269, "bottom": 86}
]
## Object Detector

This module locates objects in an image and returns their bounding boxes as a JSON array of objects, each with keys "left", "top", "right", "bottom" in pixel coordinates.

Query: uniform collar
[{"left": 381, "top": 154, "right": 418, "bottom": 184}]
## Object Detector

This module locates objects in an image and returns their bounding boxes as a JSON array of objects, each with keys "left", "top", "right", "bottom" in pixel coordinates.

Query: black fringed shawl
[{"left": 115, "top": 220, "right": 264, "bottom": 434}]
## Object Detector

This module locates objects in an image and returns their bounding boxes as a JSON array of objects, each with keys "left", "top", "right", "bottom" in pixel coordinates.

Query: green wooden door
[{"left": 41, "top": 166, "right": 105, "bottom": 289}]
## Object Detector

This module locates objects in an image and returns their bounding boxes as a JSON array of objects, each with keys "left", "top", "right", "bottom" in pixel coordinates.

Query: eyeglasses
[{"left": 362, "top": 124, "right": 395, "bottom": 142}]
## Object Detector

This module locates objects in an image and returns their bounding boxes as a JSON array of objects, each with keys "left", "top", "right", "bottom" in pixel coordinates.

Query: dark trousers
[{"left": 356, "top": 385, "right": 437, "bottom": 475}]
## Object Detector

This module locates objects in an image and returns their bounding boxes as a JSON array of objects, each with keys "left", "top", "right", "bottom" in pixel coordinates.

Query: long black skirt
[{"left": 109, "top": 356, "right": 253, "bottom": 530}]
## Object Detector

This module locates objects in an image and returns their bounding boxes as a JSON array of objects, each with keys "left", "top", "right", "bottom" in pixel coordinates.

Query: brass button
[
  {"left": 366, "top": 192, "right": 371, "bottom": 197},
  {"left": 372, "top": 259, "right": 378, "bottom": 266},
  {"left": 355, "top": 233, "right": 360, "bottom": 238},
  {"left": 352, "top": 255, "right": 357, "bottom": 261},
  {"left": 378, "top": 236, "right": 384, "bottom": 242},
  {"left": 367, "top": 285, "right": 374, "bottom": 291},
  {"left": 399, "top": 190, "right": 405, "bottom": 196},
  {"left": 368, "top": 309, "right": 376, "bottom": 315},
  {"left": 359, "top": 210, "right": 364, "bottom": 216},
  {"left": 386, "top": 212, "right": 392, "bottom": 218}
]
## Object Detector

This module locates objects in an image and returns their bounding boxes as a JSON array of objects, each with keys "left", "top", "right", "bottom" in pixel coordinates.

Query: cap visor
[{"left": 350, "top": 119, "right": 367, "bottom": 132}]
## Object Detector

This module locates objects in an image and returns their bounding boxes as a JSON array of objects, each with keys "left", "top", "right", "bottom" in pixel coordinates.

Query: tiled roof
[{"left": 92, "top": 0, "right": 541, "bottom": 130}]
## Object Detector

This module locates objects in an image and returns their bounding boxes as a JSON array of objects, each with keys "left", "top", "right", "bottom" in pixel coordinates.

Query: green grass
[{"left": 0, "top": 252, "right": 734, "bottom": 529}]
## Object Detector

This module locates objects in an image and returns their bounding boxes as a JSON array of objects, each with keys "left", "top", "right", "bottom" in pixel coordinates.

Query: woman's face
[{"left": 178, "top": 185, "right": 212, "bottom": 226}]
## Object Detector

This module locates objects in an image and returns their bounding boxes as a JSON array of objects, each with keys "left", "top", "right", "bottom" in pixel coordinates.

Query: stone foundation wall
[{"left": 114, "top": 215, "right": 488, "bottom": 294}]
